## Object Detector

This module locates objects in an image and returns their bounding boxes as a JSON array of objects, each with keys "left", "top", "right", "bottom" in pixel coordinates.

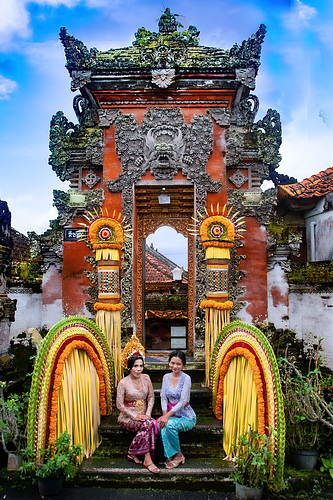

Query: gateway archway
[{"left": 135, "top": 182, "right": 195, "bottom": 355}]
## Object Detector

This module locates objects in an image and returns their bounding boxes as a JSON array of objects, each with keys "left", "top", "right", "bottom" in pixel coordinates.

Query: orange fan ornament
[
  {"left": 191, "top": 204, "right": 246, "bottom": 384},
  {"left": 78, "top": 208, "right": 132, "bottom": 385}
]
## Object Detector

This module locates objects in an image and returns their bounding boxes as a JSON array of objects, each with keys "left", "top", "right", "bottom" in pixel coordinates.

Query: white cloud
[
  {"left": 0, "top": 0, "right": 31, "bottom": 48},
  {"left": 0, "top": 0, "right": 82, "bottom": 49},
  {"left": 298, "top": 1, "right": 317, "bottom": 23},
  {"left": 0, "top": 75, "right": 18, "bottom": 99},
  {"left": 279, "top": 103, "right": 333, "bottom": 182}
]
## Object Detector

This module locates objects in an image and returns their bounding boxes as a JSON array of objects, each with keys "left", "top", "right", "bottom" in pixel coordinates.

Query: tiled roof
[
  {"left": 145, "top": 245, "right": 188, "bottom": 284},
  {"left": 278, "top": 167, "right": 333, "bottom": 200}
]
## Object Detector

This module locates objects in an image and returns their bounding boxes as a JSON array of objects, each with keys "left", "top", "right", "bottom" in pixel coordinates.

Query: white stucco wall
[
  {"left": 267, "top": 262, "right": 290, "bottom": 330},
  {"left": 305, "top": 199, "right": 333, "bottom": 262},
  {"left": 289, "top": 286, "right": 333, "bottom": 369},
  {"left": 8, "top": 289, "right": 42, "bottom": 338}
]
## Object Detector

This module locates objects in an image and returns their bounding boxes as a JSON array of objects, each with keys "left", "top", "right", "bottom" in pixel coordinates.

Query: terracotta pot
[
  {"left": 235, "top": 482, "right": 263, "bottom": 500},
  {"left": 7, "top": 453, "right": 23, "bottom": 471},
  {"left": 291, "top": 449, "right": 318, "bottom": 471},
  {"left": 37, "top": 476, "right": 64, "bottom": 496}
]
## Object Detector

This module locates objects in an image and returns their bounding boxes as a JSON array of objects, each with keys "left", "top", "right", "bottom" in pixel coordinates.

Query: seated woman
[
  {"left": 158, "top": 350, "right": 196, "bottom": 468},
  {"left": 116, "top": 335, "right": 160, "bottom": 474}
]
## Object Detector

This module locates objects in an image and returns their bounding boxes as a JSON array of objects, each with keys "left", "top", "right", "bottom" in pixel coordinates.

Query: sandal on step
[
  {"left": 127, "top": 454, "right": 143, "bottom": 465},
  {"left": 144, "top": 462, "right": 160, "bottom": 474},
  {"left": 165, "top": 453, "right": 185, "bottom": 469}
]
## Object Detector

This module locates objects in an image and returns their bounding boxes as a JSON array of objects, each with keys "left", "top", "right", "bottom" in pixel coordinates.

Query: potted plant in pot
[
  {"left": 20, "top": 431, "right": 82, "bottom": 495},
  {"left": 279, "top": 343, "right": 333, "bottom": 471},
  {"left": 0, "top": 381, "right": 29, "bottom": 470},
  {"left": 231, "top": 427, "right": 276, "bottom": 500}
]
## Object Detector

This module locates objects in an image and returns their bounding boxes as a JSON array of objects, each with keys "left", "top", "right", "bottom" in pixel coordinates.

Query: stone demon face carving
[{"left": 144, "top": 125, "right": 186, "bottom": 179}]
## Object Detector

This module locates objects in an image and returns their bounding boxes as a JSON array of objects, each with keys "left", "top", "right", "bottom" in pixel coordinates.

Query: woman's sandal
[
  {"left": 143, "top": 462, "right": 160, "bottom": 474},
  {"left": 127, "top": 454, "right": 143, "bottom": 465},
  {"left": 165, "top": 453, "right": 185, "bottom": 469}
]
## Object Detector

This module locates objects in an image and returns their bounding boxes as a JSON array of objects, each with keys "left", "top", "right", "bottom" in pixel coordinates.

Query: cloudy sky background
[{"left": 1, "top": 0, "right": 333, "bottom": 238}]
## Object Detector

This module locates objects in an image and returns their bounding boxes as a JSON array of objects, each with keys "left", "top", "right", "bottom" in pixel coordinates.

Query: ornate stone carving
[
  {"left": 49, "top": 111, "right": 103, "bottom": 182},
  {"left": 107, "top": 108, "right": 220, "bottom": 189},
  {"left": 267, "top": 245, "right": 291, "bottom": 272},
  {"left": 235, "top": 68, "right": 256, "bottom": 89},
  {"left": 210, "top": 95, "right": 259, "bottom": 130},
  {"left": 252, "top": 108, "right": 282, "bottom": 168},
  {"left": 231, "top": 95, "right": 259, "bottom": 127},
  {"left": 224, "top": 129, "right": 244, "bottom": 167},
  {"left": 227, "top": 187, "right": 277, "bottom": 227},
  {"left": 60, "top": 17, "right": 264, "bottom": 74},
  {"left": 98, "top": 109, "right": 120, "bottom": 128},
  {"left": 120, "top": 235, "right": 133, "bottom": 328},
  {"left": 49, "top": 112, "right": 79, "bottom": 181},
  {"left": 209, "top": 108, "right": 231, "bottom": 127},
  {"left": 151, "top": 69, "right": 176, "bottom": 88},
  {"left": 82, "top": 170, "right": 100, "bottom": 189},
  {"left": 59, "top": 27, "right": 95, "bottom": 71},
  {"left": 229, "top": 169, "right": 248, "bottom": 188},
  {"left": 73, "top": 95, "right": 96, "bottom": 127},
  {"left": 70, "top": 70, "right": 91, "bottom": 91},
  {"left": 53, "top": 189, "right": 104, "bottom": 227},
  {"left": 229, "top": 24, "right": 267, "bottom": 70},
  {"left": 85, "top": 129, "right": 103, "bottom": 165}
]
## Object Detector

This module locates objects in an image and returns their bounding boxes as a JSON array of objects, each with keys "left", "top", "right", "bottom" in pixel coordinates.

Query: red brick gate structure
[{"left": 47, "top": 9, "right": 286, "bottom": 358}]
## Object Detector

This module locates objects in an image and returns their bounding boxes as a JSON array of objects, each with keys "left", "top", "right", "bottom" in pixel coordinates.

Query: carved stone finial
[
  {"left": 229, "top": 23, "right": 267, "bottom": 70},
  {"left": 253, "top": 108, "right": 282, "bottom": 167},
  {"left": 59, "top": 27, "right": 94, "bottom": 71},
  {"left": 158, "top": 8, "right": 181, "bottom": 33}
]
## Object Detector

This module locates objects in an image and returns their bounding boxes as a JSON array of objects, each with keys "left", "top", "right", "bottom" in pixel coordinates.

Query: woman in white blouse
[{"left": 158, "top": 350, "right": 196, "bottom": 468}]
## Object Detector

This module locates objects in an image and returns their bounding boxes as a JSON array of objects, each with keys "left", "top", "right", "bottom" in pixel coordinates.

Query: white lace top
[{"left": 160, "top": 372, "right": 196, "bottom": 420}]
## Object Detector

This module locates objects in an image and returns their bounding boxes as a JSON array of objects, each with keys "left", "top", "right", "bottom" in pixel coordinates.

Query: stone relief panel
[{"left": 107, "top": 108, "right": 220, "bottom": 189}]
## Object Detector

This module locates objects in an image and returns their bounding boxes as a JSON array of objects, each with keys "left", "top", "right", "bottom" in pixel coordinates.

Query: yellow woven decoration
[
  {"left": 95, "top": 309, "right": 122, "bottom": 386},
  {"left": 96, "top": 248, "right": 120, "bottom": 261},
  {"left": 205, "top": 247, "right": 230, "bottom": 260},
  {"left": 121, "top": 334, "right": 145, "bottom": 370},
  {"left": 204, "top": 307, "right": 231, "bottom": 384}
]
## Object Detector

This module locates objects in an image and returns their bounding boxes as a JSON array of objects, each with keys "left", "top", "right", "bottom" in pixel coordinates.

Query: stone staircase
[{"left": 78, "top": 360, "right": 234, "bottom": 492}]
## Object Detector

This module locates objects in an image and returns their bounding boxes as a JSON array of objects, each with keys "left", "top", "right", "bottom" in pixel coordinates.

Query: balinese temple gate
[{"left": 30, "top": 8, "right": 285, "bottom": 490}]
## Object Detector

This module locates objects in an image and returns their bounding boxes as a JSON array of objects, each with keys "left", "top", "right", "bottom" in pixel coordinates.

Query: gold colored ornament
[{"left": 121, "top": 334, "right": 145, "bottom": 370}]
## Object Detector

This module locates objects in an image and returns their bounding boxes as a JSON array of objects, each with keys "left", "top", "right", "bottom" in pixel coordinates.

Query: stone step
[
  {"left": 78, "top": 455, "right": 234, "bottom": 491},
  {"left": 98, "top": 414, "right": 223, "bottom": 446},
  {"left": 144, "top": 361, "right": 206, "bottom": 384}
]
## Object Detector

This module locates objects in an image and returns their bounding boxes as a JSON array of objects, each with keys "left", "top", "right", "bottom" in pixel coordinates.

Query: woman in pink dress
[{"left": 116, "top": 354, "right": 160, "bottom": 474}]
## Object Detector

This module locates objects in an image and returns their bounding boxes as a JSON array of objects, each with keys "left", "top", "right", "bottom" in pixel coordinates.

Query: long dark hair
[
  {"left": 168, "top": 350, "right": 186, "bottom": 366},
  {"left": 127, "top": 355, "right": 144, "bottom": 371}
]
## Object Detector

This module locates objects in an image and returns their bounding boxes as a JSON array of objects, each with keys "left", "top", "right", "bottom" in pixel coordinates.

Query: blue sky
[{"left": 1, "top": 0, "right": 333, "bottom": 237}]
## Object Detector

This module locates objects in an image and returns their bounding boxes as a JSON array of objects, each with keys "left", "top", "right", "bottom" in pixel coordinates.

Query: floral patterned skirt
[{"left": 119, "top": 417, "right": 156, "bottom": 456}]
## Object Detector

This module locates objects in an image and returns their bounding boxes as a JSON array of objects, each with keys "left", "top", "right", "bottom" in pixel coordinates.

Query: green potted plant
[
  {"left": 231, "top": 427, "right": 276, "bottom": 500},
  {"left": 20, "top": 431, "right": 82, "bottom": 495},
  {"left": 0, "top": 381, "right": 29, "bottom": 470},
  {"left": 279, "top": 343, "right": 333, "bottom": 470}
]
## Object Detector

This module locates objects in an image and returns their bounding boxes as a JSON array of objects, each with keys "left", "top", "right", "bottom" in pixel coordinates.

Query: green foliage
[
  {"left": 10, "top": 258, "right": 42, "bottom": 285},
  {"left": 231, "top": 427, "right": 277, "bottom": 488},
  {"left": 288, "top": 262, "right": 333, "bottom": 285},
  {"left": 320, "top": 456, "right": 333, "bottom": 478},
  {"left": 279, "top": 342, "right": 333, "bottom": 451},
  {"left": 0, "top": 381, "right": 29, "bottom": 453},
  {"left": 20, "top": 431, "right": 82, "bottom": 479}
]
